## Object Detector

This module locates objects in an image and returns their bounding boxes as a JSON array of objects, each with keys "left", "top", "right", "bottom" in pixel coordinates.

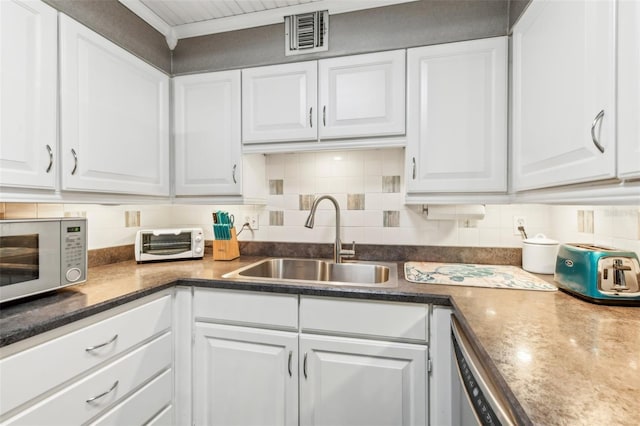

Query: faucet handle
[{"left": 341, "top": 241, "right": 356, "bottom": 259}]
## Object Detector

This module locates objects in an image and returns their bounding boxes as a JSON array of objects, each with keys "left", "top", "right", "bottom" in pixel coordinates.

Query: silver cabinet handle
[
  {"left": 309, "top": 107, "right": 313, "bottom": 128},
  {"left": 86, "top": 380, "right": 119, "bottom": 404},
  {"left": 232, "top": 164, "right": 237, "bottom": 184},
  {"left": 591, "top": 110, "right": 605, "bottom": 153},
  {"left": 45, "top": 144, "right": 53, "bottom": 173},
  {"left": 71, "top": 148, "right": 78, "bottom": 175},
  {"left": 85, "top": 334, "right": 118, "bottom": 352},
  {"left": 303, "top": 352, "right": 308, "bottom": 379},
  {"left": 412, "top": 157, "right": 416, "bottom": 180},
  {"left": 288, "top": 351, "right": 293, "bottom": 377},
  {"left": 322, "top": 106, "right": 326, "bottom": 126}
]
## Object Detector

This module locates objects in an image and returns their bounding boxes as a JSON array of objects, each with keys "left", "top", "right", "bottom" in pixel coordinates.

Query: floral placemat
[{"left": 404, "top": 262, "right": 557, "bottom": 291}]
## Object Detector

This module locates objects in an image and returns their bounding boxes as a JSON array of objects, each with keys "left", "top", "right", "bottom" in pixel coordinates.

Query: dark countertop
[{"left": 1, "top": 256, "right": 639, "bottom": 425}]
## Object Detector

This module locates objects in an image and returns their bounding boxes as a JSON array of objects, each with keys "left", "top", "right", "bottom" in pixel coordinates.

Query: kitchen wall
[
  {"left": 508, "top": 0, "right": 531, "bottom": 29},
  {"left": 172, "top": 0, "right": 509, "bottom": 75},
  {"left": 3, "top": 148, "right": 639, "bottom": 258}
]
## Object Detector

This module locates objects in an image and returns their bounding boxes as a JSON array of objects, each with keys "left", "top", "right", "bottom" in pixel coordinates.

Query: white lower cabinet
[
  {"left": 299, "top": 334, "right": 427, "bottom": 426},
  {"left": 5, "top": 333, "right": 171, "bottom": 426},
  {"left": 90, "top": 368, "right": 173, "bottom": 426},
  {"left": 193, "top": 323, "right": 298, "bottom": 426},
  {"left": 190, "top": 289, "right": 430, "bottom": 426},
  {"left": 0, "top": 292, "right": 173, "bottom": 425}
]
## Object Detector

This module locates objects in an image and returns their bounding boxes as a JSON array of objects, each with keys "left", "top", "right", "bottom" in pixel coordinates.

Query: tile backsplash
[{"left": 2, "top": 149, "right": 639, "bottom": 257}]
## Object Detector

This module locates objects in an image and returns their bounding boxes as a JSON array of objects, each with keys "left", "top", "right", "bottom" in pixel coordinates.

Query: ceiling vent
[{"left": 284, "top": 10, "right": 328, "bottom": 56}]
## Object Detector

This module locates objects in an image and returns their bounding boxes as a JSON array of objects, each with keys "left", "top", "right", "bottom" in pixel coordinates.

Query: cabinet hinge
[{"left": 427, "top": 358, "right": 432, "bottom": 373}]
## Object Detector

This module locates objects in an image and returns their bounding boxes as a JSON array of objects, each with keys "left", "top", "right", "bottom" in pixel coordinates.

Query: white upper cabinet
[
  {"left": 59, "top": 14, "right": 170, "bottom": 196},
  {"left": 617, "top": 0, "right": 640, "bottom": 179},
  {"left": 318, "top": 50, "right": 406, "bottom": 140},
  {"left": 174, "top": 71, "right": 242, "bottom": 196},
  {"left": 242, "top": 61, "right": 317, "bottom": 144},
  {"left": 512, "top": 0, "right": 616, "bottom": 191},
  {"left": 405, "top": 37, "right": 507, "bottom": 193},
  {"left": 241, "top": 50, "right": 405, "bottom": 148},
  {"left": 0, "top": 0, "right": 57, "bottom": 190}
]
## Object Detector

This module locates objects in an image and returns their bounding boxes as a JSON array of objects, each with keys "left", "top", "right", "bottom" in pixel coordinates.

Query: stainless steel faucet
[{"left": 304, "top": 195, "right": 355, "bottom": 263}]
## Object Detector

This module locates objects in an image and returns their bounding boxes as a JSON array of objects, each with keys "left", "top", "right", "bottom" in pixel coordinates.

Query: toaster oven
[{"left": 135, "top": 228, "right": 204, "bottom": 263}]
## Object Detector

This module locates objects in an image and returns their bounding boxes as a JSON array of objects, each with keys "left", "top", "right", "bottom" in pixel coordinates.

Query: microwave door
[
  {"left": 0, "top": 235, "right": 40, "bottom": 285},
  {"left": 0, "top": 221, "right": 61, "bottom": 301}
]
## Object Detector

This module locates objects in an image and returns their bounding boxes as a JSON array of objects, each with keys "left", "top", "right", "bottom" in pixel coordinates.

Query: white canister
[{"left": 522, "top": 234, "right": 559, "bottom": 274}]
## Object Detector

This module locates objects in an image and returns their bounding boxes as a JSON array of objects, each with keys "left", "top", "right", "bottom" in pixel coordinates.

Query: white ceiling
[
  {"left": 118, "top": 0, "right": 417, "bottom": 49},
  {"left": 138, "top": 0, "right": 321, "bottom": 26}
]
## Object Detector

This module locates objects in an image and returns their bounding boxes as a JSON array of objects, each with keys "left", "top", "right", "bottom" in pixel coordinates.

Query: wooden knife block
[{"left": 213, "top": 228, "right": 240, "bottom": 261}]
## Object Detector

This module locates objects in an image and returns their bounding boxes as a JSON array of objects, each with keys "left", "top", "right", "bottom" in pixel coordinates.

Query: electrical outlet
[
  {"left": 245, "top": 215, "right": 259, "bottom": 230},
  {"left": 513, "top": 216, "right": 527, "bottom": 235}
]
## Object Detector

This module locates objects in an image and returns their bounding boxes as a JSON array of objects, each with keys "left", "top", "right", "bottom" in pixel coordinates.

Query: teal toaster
[{"left": 555, "top": 244, "right": 640, "bottom": 305}]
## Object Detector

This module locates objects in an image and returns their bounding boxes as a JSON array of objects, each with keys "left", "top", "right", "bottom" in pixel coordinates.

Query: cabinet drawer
[
  {"left": 4, "top": 332, "right": 172, "bottom": 425},
  {"left": 194, "top": 288, "right": 298, "bottom": 330},
  {"left": 300, "top": 296, "right": 428, "bottom": 343},
  {"left": 90, "top": 368, "right": 172, "bottom": 426},
  {"left": 0, "top": 295, "right": 171, "bottom": 415},
  {"left": 147, "top": 404, "right": 173, "bottom": 426}
]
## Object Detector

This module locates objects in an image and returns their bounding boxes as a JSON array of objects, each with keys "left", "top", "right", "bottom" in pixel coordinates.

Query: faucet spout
[{"left": 304, "top": 195, "right": 355, "bottom": 263}]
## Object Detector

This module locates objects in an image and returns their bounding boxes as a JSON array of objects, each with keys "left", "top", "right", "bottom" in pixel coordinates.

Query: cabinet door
[
  {"left": 512, "top": 0, "right": 616, "bottom": 191},
  {"left": 300, "top": 334, "right": 427, "bottom": 426},
  {"left": 0, "top": 0, "right": 57, "bottom": 189},
  {"left": 194, "top": 323, "right": 298, "bottom": 426},
  {"left": 406, "top": 37, "right": 507, "bottom": 193},
  {"left": 59, "top": 14, "right": 169, "bottom": 196},
  {"left": 242, "top": 61, "right": 317, "bottom": 144},
  {"left": 618, "top": 0, "right": 640, "bottom": 179},
  {"left": 174, "top": 71, "right": 241, "bottom": 195},
  {"left": 318, "top": 50, "right": 405, "bottom": 140}
]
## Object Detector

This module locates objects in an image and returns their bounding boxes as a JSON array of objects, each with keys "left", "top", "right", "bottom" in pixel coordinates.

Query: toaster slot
[{"left": 598, "top": 257, "right": 640, "bottom": 295}]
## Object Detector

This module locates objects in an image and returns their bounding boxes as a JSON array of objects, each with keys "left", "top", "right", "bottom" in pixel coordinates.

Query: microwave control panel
[{"left": 61, "top": 219, "right": 87, "bottom": 284}]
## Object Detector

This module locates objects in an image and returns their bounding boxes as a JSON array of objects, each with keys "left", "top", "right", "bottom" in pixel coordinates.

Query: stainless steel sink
[{"left": 222, "top": 258, "right": 398, "bottom": 287}]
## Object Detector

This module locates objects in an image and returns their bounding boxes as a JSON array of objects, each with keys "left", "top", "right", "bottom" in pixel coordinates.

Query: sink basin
[{"left": 222, "top": 258, "right": 397, "bottom": 287}]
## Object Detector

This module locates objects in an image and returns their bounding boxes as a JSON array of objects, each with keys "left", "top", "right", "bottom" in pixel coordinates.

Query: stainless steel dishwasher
[{"left": 450, "top": 317, "right": 517, "bottom": 426}]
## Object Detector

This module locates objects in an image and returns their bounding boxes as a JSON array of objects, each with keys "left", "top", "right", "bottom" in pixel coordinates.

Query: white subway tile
[
  {"left": 283, "top": 154, "right": 299, "bottom": 178},
  {"left": 478, "top": 228, "right": 502, "bottom": 247}
]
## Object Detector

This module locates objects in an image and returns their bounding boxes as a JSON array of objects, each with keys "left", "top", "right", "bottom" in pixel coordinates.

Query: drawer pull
[
  {"left": 288, "top": 350, "right": 293, "bottom": 377},
  {"left": 85, "top": 334, "right": 118, "bottom": 352},
  {"left": 303, "top": 352, "right": 308, "bottom": 379},
  {"left": 85, "top": 380, "right": 119, "bottom": 404}
]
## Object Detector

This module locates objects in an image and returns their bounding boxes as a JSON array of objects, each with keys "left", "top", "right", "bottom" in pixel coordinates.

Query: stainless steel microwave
[{"left": 0, "top": 218, "right": 87, "bottom": 303}]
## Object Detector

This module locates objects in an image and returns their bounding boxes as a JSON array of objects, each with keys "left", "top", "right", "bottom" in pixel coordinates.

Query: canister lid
[{"left": 523, "top": 233, "right": 559, "bottom": 245}]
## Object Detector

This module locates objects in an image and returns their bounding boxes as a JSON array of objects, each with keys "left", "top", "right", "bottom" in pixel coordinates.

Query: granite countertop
[{"left": 1, "top": 256, "right": 638, "bottom": 425}]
